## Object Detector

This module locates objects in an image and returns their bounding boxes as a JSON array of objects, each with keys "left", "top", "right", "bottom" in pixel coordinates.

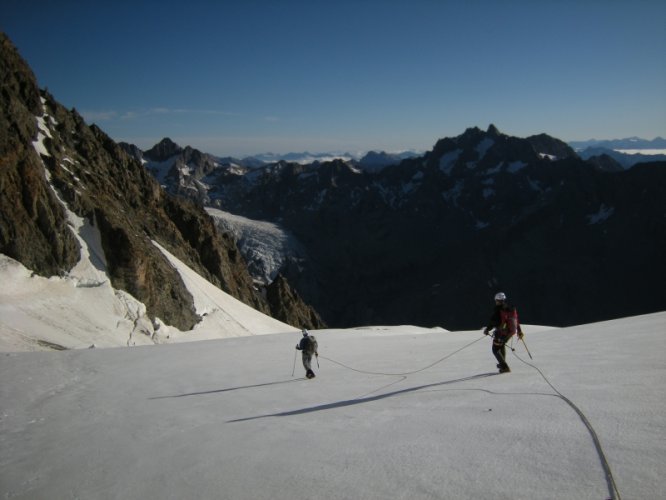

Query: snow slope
[
  {"left": 1, "top": 312, "right": 664, "bottom": 499},
  {"left": 0, "top": 236, "right": 296, "bottom": 352},
  {"left": 1, "top": 106, "right": 296, "bottom": 352}
]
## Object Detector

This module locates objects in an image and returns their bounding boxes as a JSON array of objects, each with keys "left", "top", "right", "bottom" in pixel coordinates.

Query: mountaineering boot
[
  {"left": 306, "top": 369, "right": 315, "bottom": 379},
  {"left": 499, "top": 364, "right": 511, "bottom": 374}
]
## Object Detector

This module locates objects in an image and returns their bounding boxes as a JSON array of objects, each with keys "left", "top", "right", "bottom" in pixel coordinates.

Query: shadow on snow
[
  {"left": 148, "top": 378, "right": 305, "bottom": 400},
  {"left": 227, "top": 372, "right": 497, "bottom": 422}
]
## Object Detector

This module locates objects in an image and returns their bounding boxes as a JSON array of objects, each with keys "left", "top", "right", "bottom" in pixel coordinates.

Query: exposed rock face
[
  {"left": 143, "top": 137, "right": 182, "bottom": 162},
  {"left": 266, "top": 274, "right": 325, "bottom": 329},
  {"left": 0, "top": 32, "right": 321, "bottom": 332},
  {"left": 118, "top": 142, "right": 143, "bottom": 162},
  {"left": 0, "top": 34, "right": 80, "bottom": 276}
]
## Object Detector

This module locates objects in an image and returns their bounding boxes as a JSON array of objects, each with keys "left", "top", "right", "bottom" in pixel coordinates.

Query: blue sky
[{"left": 3, "top": 0, "right": 665, "bottom": 156}]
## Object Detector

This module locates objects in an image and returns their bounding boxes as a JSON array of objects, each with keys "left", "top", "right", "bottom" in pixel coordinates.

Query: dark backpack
[{"left": 301, "top": 335, "right": 317, "bottom": 354}]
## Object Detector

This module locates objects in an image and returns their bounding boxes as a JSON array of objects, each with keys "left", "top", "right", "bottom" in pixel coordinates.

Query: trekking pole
[
  {"left": 316, "top": 355, "right": 320, "bottom": 369},
  {"left": 520, "top": 336, "right": 533, "bottom": 360},
  {"left": 291, "top": 349, "right": 297, "bottom": 377}
]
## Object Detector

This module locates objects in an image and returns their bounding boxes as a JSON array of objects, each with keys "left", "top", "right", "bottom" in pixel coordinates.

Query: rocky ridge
[
  {"left": 0, "top": 34, "right": 80, "bottom": 277},
  {"left": 0, "top": 33, "right": 324, "bottom": 334}
]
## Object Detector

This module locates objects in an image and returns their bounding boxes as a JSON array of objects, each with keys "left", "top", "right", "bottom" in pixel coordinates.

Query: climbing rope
[
  {"left": 320, "top": 331, "right": 621, "bottom": 500},
  {"left": 319, "top": 334, "right": 486, "bottom": 376},
  {"left": 510, "top": 347, "right": 622, "bottom": 500}
]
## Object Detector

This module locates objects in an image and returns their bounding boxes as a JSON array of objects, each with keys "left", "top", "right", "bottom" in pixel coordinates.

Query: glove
[
  {"left": 518, "top": 332, "right": 524, "bottom": 340},
  {"left": 483, "top": 328, "right": 490, "bottom": 336},
  {"left": 295, "top": 344, "right": 300, "bottom": 350},
  {"left": 315, "top": 352, "right": 319, "bottom": 357}
]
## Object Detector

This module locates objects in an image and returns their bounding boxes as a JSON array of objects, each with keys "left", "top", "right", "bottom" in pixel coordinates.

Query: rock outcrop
[
  {"left": 266, "top": 274, "right": 325, "bottom": 329},
  {"left": 0, "top": 34, "right": 80, "bottom": 277}
]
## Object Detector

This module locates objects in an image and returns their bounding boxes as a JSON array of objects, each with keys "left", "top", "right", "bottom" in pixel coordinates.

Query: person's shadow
[
  {"left": 148, "top": 378, "right": 305, "bottom": 400},
  {"left": 227, "top": 372, "right": 497, "bottom": 423}
]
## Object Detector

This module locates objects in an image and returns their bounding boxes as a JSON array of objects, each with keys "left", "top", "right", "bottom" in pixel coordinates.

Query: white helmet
[
  {"left": 302, "top": 328, "right": 309, "bottom": 336},
  {"left": 494, "top": 292, "right": 507, "bottom": 302}
]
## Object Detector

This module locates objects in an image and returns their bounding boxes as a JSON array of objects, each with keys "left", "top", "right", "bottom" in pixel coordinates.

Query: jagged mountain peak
[
  {"left": 426, "top": 125, "right": 542, "bottom": 176},
  {"left": 486, "top": 123, "right": 501, "bottom": 136},
  {"left": 144, "top": 137, "right": 183, "bottom": 161},
  {"left": 525, "top": 133, "right": 578, "bottom": 160},
  {"left": 452, "top": 124, "right": 502, "bottom": 144},
  {"left": 426, "top": 126, "right": 595, "bottom": 178}
]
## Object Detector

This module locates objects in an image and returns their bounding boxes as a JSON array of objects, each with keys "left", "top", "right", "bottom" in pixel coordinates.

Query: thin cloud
[{"left": 81, "top": 107, "right": 239, "bottom": 122}]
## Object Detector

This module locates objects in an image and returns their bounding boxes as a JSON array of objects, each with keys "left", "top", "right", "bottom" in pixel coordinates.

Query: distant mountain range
[
  {"left": 576, "top": 147, "right": 666, "bottom": 170},
  {"left": 170, "top": 138, "right": 664, "bottom": 173},
  {"left": 569, "top": 136, "right": 666, "bottom": 151},
  {"left": 244, "top": 137, "right": 666, "bottom": 171},
  {"left": 126, "top": 137, "right": 666, "bottom": 175},
  {"left": 221, "top": 150, "right": 422, "bottom": 170},
  {"left": 128, "top": 125, "right": 666, "bottom": 330},
  {"left": 564, "top": 137, "right": 666, "bottom": 170}
]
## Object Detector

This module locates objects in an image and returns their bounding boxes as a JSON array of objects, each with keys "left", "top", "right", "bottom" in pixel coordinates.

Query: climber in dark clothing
[
  {"left": 484, "top": 292, "right": 523, "bottom": 373},
  {"left": 296, "top": 329, "right": 319, "bottom": 379}
]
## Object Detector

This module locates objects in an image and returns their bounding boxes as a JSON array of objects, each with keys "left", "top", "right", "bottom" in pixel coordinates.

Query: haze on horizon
[{"left": 3, "top": 0, "right": 665, "bottom": 157}]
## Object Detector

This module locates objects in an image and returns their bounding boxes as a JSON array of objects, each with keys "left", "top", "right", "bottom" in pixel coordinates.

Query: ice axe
[
  {"left": 291, "top": 348, "right": 298, "bottom": 377},
  {"left": 520, "top": 335, "right": 533, "bottom": 360}
]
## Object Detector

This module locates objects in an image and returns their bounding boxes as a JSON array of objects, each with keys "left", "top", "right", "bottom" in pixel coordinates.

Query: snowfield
[
  {"left": 1, "top": 305, "right": 664, "bottom": 499},
  {"left": 0, "top": 242, "right": 297, "bottom": 352}
]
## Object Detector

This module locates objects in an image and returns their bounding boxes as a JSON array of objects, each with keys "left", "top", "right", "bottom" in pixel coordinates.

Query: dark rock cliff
[
  {"left": 266, "top": 274, "right": 324, "bottom": 329},
  {"left": 0, "top": 32, "right": 322, "bottom": 332},
  {"left": 0, "top": 34, "right": 80, "bottom": 276}
]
